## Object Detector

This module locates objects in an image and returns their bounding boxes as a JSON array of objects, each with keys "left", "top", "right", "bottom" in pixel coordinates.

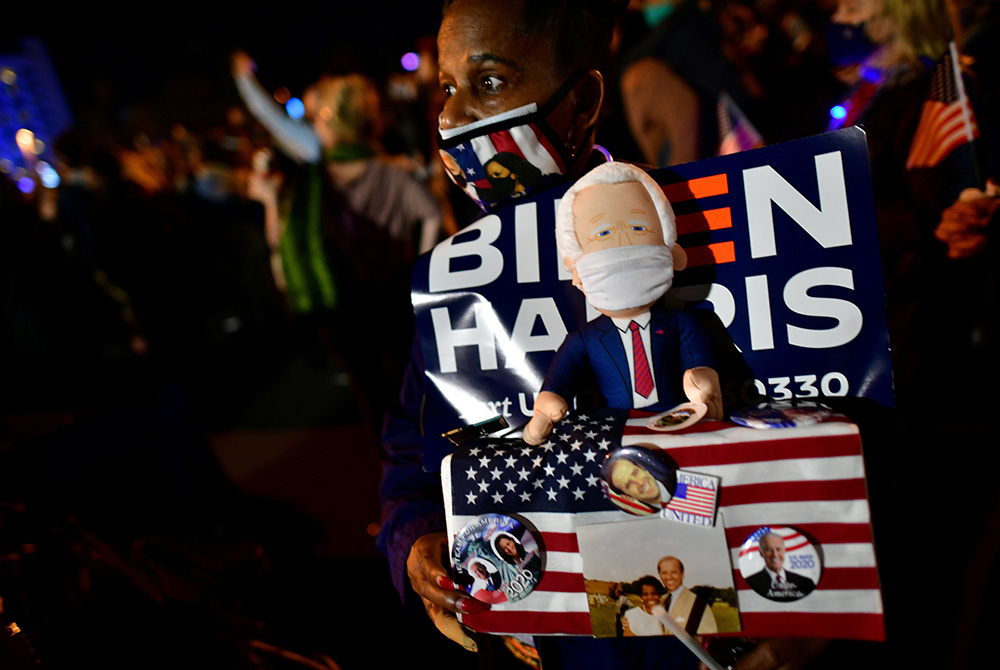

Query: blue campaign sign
[{"left": 412, "top": 127, "right": 892, "bottom": 471}]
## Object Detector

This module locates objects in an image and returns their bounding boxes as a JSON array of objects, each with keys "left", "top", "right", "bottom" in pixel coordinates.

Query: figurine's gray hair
[{"left": 555, "top": 161, "right": 677, "bottom": 266}]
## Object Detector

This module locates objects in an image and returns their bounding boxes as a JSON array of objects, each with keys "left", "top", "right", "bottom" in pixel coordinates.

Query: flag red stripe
[
  {"left": 725, "top": 522, "right": 873, "bottom": 547},
  {"left": 488, "top": 130, "right": 523, "bottom": 157},
  {"left": 538, "top": 531, "right": 579, "bottom": 553},
  {"left": 535, "top": 570, "right": 587, "bottom": 592},
  {"left": 530, "top": 124, "right": 567, "bottom": 172},
  {"left": 913, "top": 101, "right": 964, "bottom": 160},
  {"left": 720, "top": 479, "right": 868, "bottom": 506},
  {"left": 620, "top": 433, "right": 863, "bottom": 468}
]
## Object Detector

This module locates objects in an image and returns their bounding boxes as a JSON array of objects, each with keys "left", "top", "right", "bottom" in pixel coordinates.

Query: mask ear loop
[{"left": 531, "top": 70, "right": 590, "bottom": 164}]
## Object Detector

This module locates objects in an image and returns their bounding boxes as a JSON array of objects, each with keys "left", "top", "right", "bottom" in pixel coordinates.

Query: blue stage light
[
  {"left": 830, "top": 105, "right": 847, "bottom": 120},
  {"left": 37, "top": 161, "right": 60, "bottom": 188},
  {"left": 17, "top": 176, "right": 34, "bottom": 194},
  {"left": 286, "top": 97, "right": 305, "bottom": 119}
]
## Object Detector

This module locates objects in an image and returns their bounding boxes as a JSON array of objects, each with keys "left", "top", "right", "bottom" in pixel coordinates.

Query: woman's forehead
[{"left": 438, "top": 0, "right": 556, "bottom": 73}]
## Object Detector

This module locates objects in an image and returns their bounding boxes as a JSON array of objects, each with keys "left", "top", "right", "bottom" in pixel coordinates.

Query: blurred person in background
[
  {"left": 232, "top": 52, "right": 442, "bottom": 433},
  {"left": 616, "top": 0, "right": 764, "bottom": 167}
]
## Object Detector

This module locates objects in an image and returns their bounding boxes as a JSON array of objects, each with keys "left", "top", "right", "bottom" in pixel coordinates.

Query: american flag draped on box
[
  {"left": 906, "top": 43, "right": 979, "bottom": 169},
  {"left": 442, "top": 408, "right": 884, "bottom": 640}
]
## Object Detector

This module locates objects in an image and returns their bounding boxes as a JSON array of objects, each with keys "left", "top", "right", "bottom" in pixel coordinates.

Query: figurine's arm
[
  {"left": 683, "top": 366, "right": 723, "bottom": 419},
  {"left": 523, "top": 391, "right": 569, "bottom": 445},
  {"left": 524, "top": 329, "right": 589, "bottom": 444}
]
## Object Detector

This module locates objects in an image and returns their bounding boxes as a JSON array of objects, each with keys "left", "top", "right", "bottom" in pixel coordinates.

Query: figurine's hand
[
  {"left": 683, "top": 367, "right": 723, "bottom": 420},
  {"left": 523, "top": 391, "right": 569, "bottom": 445},
  {"left": 406, "top": 532, "right": 487, "bottom": 652}
]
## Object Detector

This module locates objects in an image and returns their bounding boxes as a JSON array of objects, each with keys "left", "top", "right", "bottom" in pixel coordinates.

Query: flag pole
[
  {"left": 655, "top": 609, "right": 727, "bottom": 670},
  {"left": 948, "top": 40, "right": 984, "bottom": 189}
]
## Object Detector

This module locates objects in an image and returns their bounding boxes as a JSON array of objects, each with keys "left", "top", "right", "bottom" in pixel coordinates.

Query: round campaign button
[
  {"left": 730, "top": 399, "right": 833, "bottom": 429},
  {"left": 451, "top": 513, "right": 543, "bottom": 604},
  {"left": 648, "top": 401, "right": 708, "bottom": 432},
  {"left": 600, "top": 445, "right": 677, "bottom": 516},
  {"left": 738, "top": 526, "right": 821, "bottom": 602}
]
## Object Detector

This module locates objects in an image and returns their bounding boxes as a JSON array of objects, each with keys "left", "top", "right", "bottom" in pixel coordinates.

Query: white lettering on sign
[
  {"left": 431, "top": 303, "right": 499, "bottom": 372},
  {"left": 506, "top": 298, "right": 568, "bottom": 369},
  {"left": 784, "top": 267, "right": 863, "bottom": 348},
  {"left": 515, "top": 202, "right": 540, "bottom": 284},
  {"left": 744, "top": 151, "right": 852, "bottom": 259},
  {"left": 744, "top": 275, "right": 775, "bottom": 351},
  {"left": 428, "top": 215, "right": 504, "bottom": 292}
]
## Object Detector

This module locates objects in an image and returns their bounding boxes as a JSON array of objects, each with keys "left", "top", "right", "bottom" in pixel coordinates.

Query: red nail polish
[
  {"left": 438, "top": 576, "right": 456, "bottom": 590},
  {"left": 460, "top": 598, "right": 488, "bottom": 614}
]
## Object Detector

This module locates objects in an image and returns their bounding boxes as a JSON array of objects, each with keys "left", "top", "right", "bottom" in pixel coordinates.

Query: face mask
[
  {"left": 574, "top": 245, "right": 674, "bottom": 312},
  {"left": 826, "top": 21, "right": 875, "bottom": 67},
  {"left": 437, "top": 73, "right": 583, "bottom": 212}
]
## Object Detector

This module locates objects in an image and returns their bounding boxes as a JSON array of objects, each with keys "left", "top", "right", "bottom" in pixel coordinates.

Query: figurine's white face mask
[{"left": 574, "top": 245, "right": 674, "bottom": 312}]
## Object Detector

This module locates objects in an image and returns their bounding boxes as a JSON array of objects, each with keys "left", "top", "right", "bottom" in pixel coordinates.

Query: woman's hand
[{"left": 407, "top": 532, "right": 489, "bottom": 652}]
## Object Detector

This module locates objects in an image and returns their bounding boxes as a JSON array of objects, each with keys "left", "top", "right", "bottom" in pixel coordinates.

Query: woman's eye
[
  {"left": 481, "top": 76, "right": 503, "bottom": 93},
  {"left": 442, "top": 83, "right": 456, "bottom": 97}
]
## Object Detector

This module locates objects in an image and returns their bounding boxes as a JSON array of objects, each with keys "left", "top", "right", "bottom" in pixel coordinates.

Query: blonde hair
[
  {"left": 876, "top": 0, "right": 953, "bottom": 69},
  {"left": 310, "top": 74, "right": 382, "bottom": 149}
]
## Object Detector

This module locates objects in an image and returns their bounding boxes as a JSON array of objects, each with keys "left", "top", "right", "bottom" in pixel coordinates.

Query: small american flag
[
  {"left": 443, "top": 408, "right": 884, "bottom": 640},
  {"left": 666, "top": 479, "right": 716, "bottom": 518},
  {"left": 906, "top": 43, "right": 979, "bottom": 169},
  {"left": 716, "top": 93, "right": 764, "bottom": 156}
]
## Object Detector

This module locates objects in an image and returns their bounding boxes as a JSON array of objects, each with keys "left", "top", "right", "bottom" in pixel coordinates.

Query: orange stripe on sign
[
  {"left": 685, "top": 241, "right": 736, "bottom": 267},
  {"left": 675, "top": 207, "right": 732, "bottom": 235},
  {"left": 661, "top": 173, "right": 729, "bottom": 202}
]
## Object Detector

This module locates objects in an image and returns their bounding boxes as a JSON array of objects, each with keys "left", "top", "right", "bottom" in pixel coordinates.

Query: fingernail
[
  {"left": 460, "top": 598, "right": 489, "bottom": 614},
  {"left": 438, "top": 576, "right": 456, "bottom": 590}
]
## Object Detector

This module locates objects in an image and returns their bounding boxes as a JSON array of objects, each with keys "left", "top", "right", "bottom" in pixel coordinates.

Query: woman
[
  {"left": 826, "top": 0, "right": 981, "bottom": 410},
  {"left": 621, "top": 576, "right": 668, "bottom": 637}
]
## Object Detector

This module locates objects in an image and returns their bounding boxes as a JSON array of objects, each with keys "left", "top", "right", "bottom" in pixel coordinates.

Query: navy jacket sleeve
[{"left": 377, "top": 335, "right": 448, "bottom": 600}]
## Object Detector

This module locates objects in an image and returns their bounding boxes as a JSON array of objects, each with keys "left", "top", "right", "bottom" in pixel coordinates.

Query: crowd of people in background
[{"left": 1, "top": 0, "right": 999, "bottom": 668}]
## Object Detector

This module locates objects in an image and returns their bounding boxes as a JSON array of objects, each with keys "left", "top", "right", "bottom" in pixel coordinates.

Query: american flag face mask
[{"left": 437, "top": 72, "right": 584, "bottom": 212}]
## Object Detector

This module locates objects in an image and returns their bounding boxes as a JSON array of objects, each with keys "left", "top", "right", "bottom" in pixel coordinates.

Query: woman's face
[
  {"left": 486, "top": 161, "right": 512, "bottom": 181},
  {"left": 471, "top": 562, "right": 489, "bottom": 580},
  {"left": 640, "top": 584, "right": 661, "bottom": 612},
  {"left": 497, "top": 536, "right": 519, "bottom": 558},
  {"left": 437, "top": 0, "right": 569, "bottom": 131}
]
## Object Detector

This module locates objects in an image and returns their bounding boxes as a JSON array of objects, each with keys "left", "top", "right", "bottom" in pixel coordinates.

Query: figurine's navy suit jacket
[{"left": 540, "top": 305, "right": 716, "bottom": 412}]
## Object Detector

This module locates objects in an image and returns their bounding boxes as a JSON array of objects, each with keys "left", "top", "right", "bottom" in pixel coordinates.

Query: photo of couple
[{"left": 577, "top": 516, "right": 740, "bottom": 637}]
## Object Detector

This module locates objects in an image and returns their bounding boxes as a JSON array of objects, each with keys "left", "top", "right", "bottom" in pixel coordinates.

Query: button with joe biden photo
[{"left": 738, "top": 526, "right": 821, "bottom": 602}]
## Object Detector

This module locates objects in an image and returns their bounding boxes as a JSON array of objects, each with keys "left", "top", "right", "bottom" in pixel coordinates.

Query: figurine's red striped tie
[{"left": 629, "top": 320, "right": 653, "bottom": 398}]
